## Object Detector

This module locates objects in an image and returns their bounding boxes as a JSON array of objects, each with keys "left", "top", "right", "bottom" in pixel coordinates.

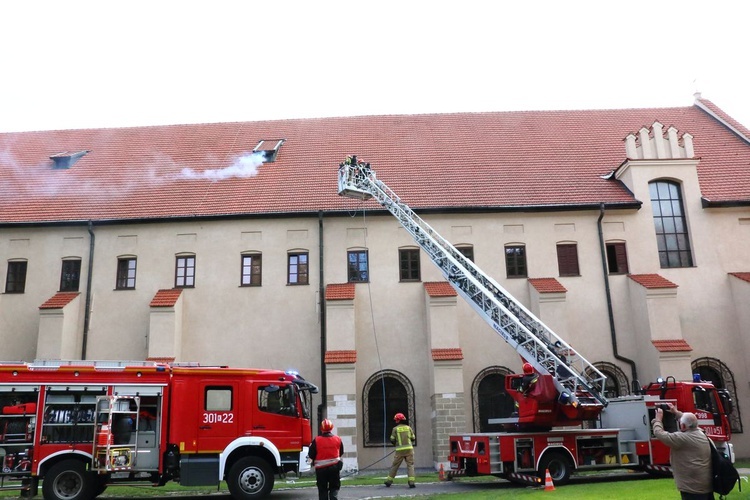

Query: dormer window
[
  {"left": 253, "top": 140, "right": 284, "bottom": 163},
  {"left": 50, "top": 150, "right": 90, "bottom": 169}
]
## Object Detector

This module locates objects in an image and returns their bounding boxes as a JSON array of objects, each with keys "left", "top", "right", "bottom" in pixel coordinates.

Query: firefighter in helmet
[
  {"left": 384, "top": 412, "right": 416, "bottom": 488},
  {"left": 308, "top": 418, "right": 344, "bottom": 500},
  {"left": 519, "top": 362, "right": 538, "bottom": 395}
]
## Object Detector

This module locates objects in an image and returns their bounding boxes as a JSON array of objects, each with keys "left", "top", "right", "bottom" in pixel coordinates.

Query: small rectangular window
[
  {"left": 241, "top": 254, "right": 262, "bottom": 286},
  {"left": 175, "top": 256, "right": 196, "bottom": 288},
  {"left": 5, "top": 261, "right": 27, "bottom": 293},
  {"left": 556, "top": 244, "right": 580, "bottom": 277},
  {"left": 116, "top": 258, "right": 137, "bottom": 289},
  {"left": 505, "top": 245, "right": 527, "bottom": 278},
  {"left": 205, "top": 386, "right": 232, "bottom": 411},
  {"left": 605, "top": 243, "right": 629, "bottom": 275},
  {"left": 60, "top": 259, "right": 82, "bottom": 292},
  {"left": 456, "top": 246, "right": 474, "bottom": 262},
  {"left": 348, "top": 250, "right": 369, "bottom": 283},
  {"left": 288, "top": 253, "right": 309, "bottom": 285},
  {"left": 399, "top": 249, "right": 420, "bottom": 282}
]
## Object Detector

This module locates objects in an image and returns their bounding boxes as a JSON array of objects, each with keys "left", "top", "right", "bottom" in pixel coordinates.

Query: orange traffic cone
[
  {"left": 543, "top": 469, "right": 555, "bottom": 491},
  {"left": 438, "top": 463, "right": 445, "bottom": 481}
]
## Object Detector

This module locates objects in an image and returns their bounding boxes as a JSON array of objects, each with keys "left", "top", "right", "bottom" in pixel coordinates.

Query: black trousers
[
  {"left": 680, "top": 492, "right": 714, "bottom": 500},
  {"left": 315, "top": 465, "right": 341, "bottom": 500}
]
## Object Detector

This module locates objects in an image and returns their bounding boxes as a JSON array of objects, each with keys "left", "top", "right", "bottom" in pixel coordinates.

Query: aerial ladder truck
[{"left": 337, "top": 156, "right": 734, "bottom": 485}]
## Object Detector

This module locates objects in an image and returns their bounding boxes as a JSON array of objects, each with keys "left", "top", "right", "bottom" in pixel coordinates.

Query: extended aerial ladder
[{"left": 337, "top": 156, "right": 608, "bottom": 425}]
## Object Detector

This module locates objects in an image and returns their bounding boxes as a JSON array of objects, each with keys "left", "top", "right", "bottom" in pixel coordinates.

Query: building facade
[{"left": 1, "top": 96, "right": 750, "bottom": 468}]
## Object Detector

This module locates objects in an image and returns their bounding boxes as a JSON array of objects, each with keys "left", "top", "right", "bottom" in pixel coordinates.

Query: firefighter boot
[
  {"left": 330, "top": 489, "right": 339, "bottom": 500},
  {"left": 409, "top": 481, "right": 415, "bottom": 488}
]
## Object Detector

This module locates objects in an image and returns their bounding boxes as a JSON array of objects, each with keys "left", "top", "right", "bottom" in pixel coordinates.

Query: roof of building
[
  {"left": 729, "top": 272, "right": 750, "bottom": 284},
  {"left": 424, "top": 281, "right": 457, "bottom": 297},
  {"left": 629, "top": 274, "right": 679, "bottom": 289},
  {"left": 39, "top": 292, "right": 80, "bottom": 309},
  {"left": 324, "top": 350, "right": 357, "bottom": 364},
  {"left": 528, "top": 277, "right": 567, "bottom": 293},
  {"left": 325, "top": 283, "right": 356, "bottom": 301},
  {"left": 149, "top": 289, "right": 183, "bottom": 307},
  {"left": 2, "top": 98, "right": 749, "bottom": 225},
  {"left": 432, "top": 348, "right": 464, "bottom": 361},
  {"left": 652, "top": 339, "right": 693, "bottom": 352}
]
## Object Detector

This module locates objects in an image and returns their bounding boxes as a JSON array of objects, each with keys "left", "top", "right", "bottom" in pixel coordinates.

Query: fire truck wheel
[
  {"left": 42, "top": 460, "right": 94, "bottom": 500},
  {"left": 538, "top": 451, "right": 572, "bottom": 485},
  {"left": 92, "top": 474, "right": 108, "bottom": 497},
  {"left": 227, "top": 457, "right": 274, "bottom": 499}
]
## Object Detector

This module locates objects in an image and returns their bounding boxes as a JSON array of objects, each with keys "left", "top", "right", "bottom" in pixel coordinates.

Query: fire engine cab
[{"left": 0, "top": 360, "right": 318, "bottom": 499}]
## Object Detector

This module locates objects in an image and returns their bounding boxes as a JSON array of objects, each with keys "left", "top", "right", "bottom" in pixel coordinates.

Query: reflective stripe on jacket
[
  {"left": 312, "top": 434, "right": 342, "bottom": 469},
  {"left": 390, "top": 424, "right": 415, "bottom": 451}
]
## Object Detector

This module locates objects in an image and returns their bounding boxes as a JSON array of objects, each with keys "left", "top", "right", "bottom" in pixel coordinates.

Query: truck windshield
[
  {"left": 693, "top": 386, "right": 717, "bottom": 413},
  {"left": 291, "top": 377, "right": 318, "bottom": 420},
  {"left": 298, "top": 387, "right": 312, "bottom": 420}
]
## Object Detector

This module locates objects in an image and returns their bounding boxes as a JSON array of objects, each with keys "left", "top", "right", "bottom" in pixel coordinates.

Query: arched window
[
  {"left": 471, "top": 366, "right": 515, "bottom": 432},
  {"left": 649, "top": 180, "right": 693, "bottom": 268},
  {"left": 588, "top": 362, "right": 630, "bottom": 398},
  {"left": 362, "top": 370, "right": 415, "bottom": 446},
  {"left": 692, "top": 358, "right": 743, "bottom": 434}
]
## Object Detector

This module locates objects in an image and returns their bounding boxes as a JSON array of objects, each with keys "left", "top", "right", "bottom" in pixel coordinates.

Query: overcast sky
[{"left": 1, "top": 1, "right": 748, "bottom": 133}]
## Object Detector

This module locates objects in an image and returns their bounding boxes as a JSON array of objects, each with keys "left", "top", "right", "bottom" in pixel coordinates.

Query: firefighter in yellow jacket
[{"left": 384, "top": 413, "right": 416, "bottom": 488}]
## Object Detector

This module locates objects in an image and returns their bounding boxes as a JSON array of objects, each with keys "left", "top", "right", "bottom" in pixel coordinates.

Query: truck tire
[
  {"left": 227, "top": 456, "right": 274, "bottom": 499},
  {"left": 42, "top": 460, "right": 94, "bottom": 500},
  {"left": 92, "top": 474, "right": 108, "bottom": 497},
  {"left": 538, "top": 450, "right": 573, "bottom": 485}
]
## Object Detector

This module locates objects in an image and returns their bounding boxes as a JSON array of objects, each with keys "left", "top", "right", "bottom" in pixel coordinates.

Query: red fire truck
[
  {"left": 448, "top": 374, "right": 734, "bottom": 484},
  {"left": 0, "top": 360, "right": 318, "bottom": 499},
  {"left": 337, "top": 156, "right": 736, "bottom": 485}
]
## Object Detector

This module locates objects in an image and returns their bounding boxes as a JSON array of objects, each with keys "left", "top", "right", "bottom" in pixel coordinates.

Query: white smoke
[{"left": 180, "top": 152, "right": 266, "bottom": 181}]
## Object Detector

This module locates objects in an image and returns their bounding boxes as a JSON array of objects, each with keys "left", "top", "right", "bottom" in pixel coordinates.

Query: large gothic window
[
  {"left": 363, "top": 370, "right": 415, "bottom": 446},
  {"left": 692, "top": 358, "right": 743, "bottom": 434},
  {"left": 649, "top": 180, "right": 693, "bottom": 268},
  {"left": 472, "top": 367, "right": 515, "bottom": 432}
]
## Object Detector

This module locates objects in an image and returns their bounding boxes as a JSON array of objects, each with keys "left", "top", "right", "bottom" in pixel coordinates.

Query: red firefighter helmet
[
  {"left": 393, "top": 412, "right": 406, "bottom": 423},
  {"left": 320, "top": 419, "right": 334, "bottom": 432},
  {"left": 523, "top": 362, "right": 534, "bottom": 374}
]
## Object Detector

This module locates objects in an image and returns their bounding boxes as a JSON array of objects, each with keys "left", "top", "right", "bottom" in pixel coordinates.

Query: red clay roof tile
[
  {"left": 432, "top": 348, "right": 463, "bottom": 361},
  {"left": 2, "top": 102, "right": 750, "bottom": 224},
  {"left": 652, "top": 339, "right": 692, "bottom": 352},
  {"left": 146, "top": 357, "right": 176, "bottom": 363},
  {"left": 424, "top": 282, "right": 457, "bottom": 297},
  {"left": 149, "top": 289, "right": 183, "bottom": 307},
  {"left": 325, "top": 350, "right": 357, "bottom": 364},
  {"left": 325, "top": 283, "right": 355, "bottom": 300},
  {"left": 39, "top": 292, "right": 80, "bottom": 309},
  {"left": 729, "top": 272, "right": 750, "bottom": 284},
  {"left": 628, "top": 274, "right": 678, "bottom": 289},
  {"left": 528, "top": 278, "right": 567, "bottom": 293}
]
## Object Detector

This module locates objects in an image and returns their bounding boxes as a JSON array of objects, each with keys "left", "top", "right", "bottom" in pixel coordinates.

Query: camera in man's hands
[{"left": 657, "top": 404, "right": 671, "bottom": 412}]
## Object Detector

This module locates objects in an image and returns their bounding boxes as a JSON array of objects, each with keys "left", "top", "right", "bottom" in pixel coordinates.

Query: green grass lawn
[
  {"left": 0, "top": 462, "right": 745, "bottom": 498},
  {"left": 106, "top": 464, "right": 750, "bottom": 498},
  {"left": 419, "top": 477, "right": 750, "bottom": 499}
]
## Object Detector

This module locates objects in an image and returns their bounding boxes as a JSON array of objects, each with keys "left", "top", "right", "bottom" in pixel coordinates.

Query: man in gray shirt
[{"left": 652, "top": 403, "right": 714, "bottom": 499}]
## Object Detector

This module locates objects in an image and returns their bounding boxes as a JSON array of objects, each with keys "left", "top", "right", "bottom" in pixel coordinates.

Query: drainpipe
[
  {"left": 82, "top": 220, "right": 95, "bottom": 360},
  {"left": 597, "top": 204, "right": 639, "bottom": 389},
  {"left": 318, "top": 211, "right": 327, "bottom": 425}
]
